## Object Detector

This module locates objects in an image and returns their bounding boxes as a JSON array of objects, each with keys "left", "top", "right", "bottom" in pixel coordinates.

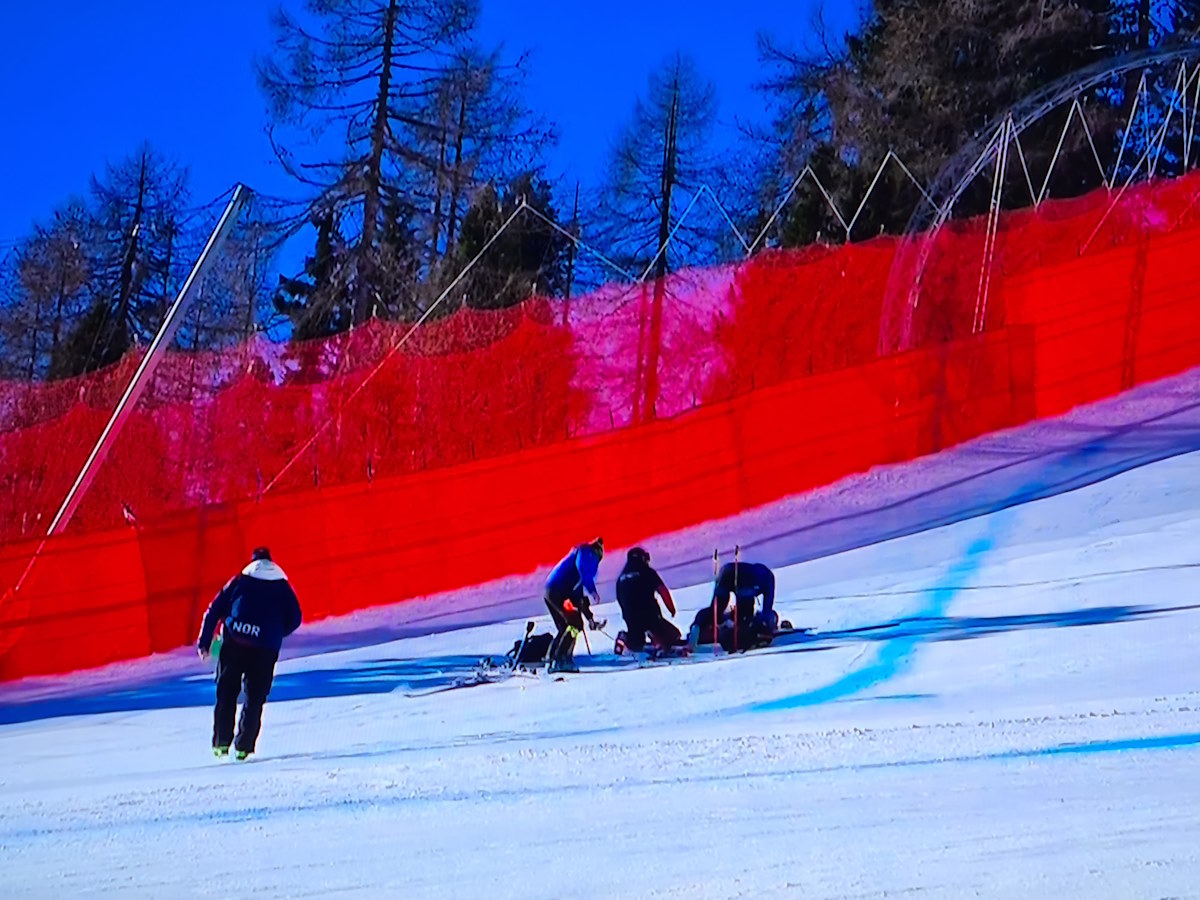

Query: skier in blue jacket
[
  {"left": 543, "top": 537, "right": 606, "bottom": 672},
  {"left": 197, "top": 547, "right": 302, "bottom": 759}
]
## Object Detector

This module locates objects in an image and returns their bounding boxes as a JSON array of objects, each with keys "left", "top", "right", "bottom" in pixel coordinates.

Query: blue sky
[{"left": 0, "top": 0, "right": 854, "bottom": 252}]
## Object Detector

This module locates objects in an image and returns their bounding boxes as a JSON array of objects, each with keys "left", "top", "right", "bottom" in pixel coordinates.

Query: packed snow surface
[{"left": 4, "top": 409, "right": 1200, "bottom": 897}]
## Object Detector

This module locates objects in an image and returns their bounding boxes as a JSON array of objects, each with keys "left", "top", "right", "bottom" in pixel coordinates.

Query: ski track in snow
[{"left": 5, "top": 384, "right": 1200, "bottom": 896}]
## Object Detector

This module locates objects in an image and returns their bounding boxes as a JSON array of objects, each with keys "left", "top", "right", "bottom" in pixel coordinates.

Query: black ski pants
[
  {"left": 545, "top": 591, "right": 585, "bottom": 662},
  {"left": 623, "top": 615, "right": 682, "bottom": 651},
  {"left": 213, "top": 637, "right": 278, "bottom": 753}
]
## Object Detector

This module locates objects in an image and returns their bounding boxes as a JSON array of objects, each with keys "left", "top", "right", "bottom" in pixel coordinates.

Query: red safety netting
[{"left": 4, "top": 171, "right": 1200, "bottom": 679}]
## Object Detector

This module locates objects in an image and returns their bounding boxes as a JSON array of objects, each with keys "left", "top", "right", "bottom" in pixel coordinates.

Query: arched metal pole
[{"left": 5, "top": 184, "right": 251, "bottom": 602}]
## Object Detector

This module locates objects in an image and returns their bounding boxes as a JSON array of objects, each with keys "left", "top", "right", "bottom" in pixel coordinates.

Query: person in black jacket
[
  {"left": 615, "top": 547, "right": 682, "bottom": 654},
  {"left": 197, "top": 547, "right": 302, "bottom": 759}
]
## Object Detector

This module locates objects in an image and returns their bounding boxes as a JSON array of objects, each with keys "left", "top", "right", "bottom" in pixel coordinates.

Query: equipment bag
[{"left": 508, "top": 632, "right": 554, "bottom": 663}]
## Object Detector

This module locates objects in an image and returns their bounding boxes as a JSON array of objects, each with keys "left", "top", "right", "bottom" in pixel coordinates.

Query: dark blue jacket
[
  {"left": 712, "top": 561, "right": 775, "bottom": 618},
  {"left": 545, "top": 544, "right": 601, "bottom": 606},
  {"left": 197, "top": 560, "right": 302, "bottom": 654}
]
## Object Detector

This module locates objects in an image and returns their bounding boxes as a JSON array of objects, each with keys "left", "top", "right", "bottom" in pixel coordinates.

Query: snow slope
[{"left": 4, "top": 404, "right": 1200, "bottom": 897}]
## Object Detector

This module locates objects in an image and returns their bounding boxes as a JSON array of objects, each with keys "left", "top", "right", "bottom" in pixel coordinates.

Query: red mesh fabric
[
  {"left": 709, "top": 239, "right": 898, "bottom": 399},
  {"left": 4, "top": 173, "right": 1200, "bottom": 679}
]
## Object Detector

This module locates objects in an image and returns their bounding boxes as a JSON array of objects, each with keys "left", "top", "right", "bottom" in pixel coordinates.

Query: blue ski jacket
[
  {"left": 545, "top": 544, "right": 601, "bottom": 605},
  {"left": 197, "top": 559, "right": 303, "bottom": 654}
]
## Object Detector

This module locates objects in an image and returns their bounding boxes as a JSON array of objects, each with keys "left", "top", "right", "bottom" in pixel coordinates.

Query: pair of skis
[{"left": 406, "top": 622, "right": 540, "bottom": 697}]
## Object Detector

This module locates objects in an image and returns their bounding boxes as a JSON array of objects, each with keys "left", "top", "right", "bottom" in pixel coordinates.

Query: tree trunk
[
  {"left": 643, "top": 79, "right": 680, "bottom": 423},
  {"left": 27, "top": 293, "right": 42, "bottom": 380},
  {"left": 446, "top": 91, "right": 468, "bottom": 259},
  {"left": 357, "top": 0, "right": 399, "bottom": 325},
  {"left": 51, "top": 267, "right": 67, "bottom": 361},
  {"left": 631, "top": 280, "right": 648, "bottom": 423},
  {"left": 112, "top": 153, "right": 148, "bottom": 360},
  {"left": 191, "top": 284, "right": 205, "bottom": 396},
  {"left": 431, "top": 124, "right": 447, "bottom": 265},
  {"left": 161, "top": 219, "right": 175, "bottom": 322},
  {"left": 654, "top": 84, "right": 679, "bottom": 284},
  {"left": 245, "top": 233, "right": 259, "bottom": 342},
  {"left": 564, "top": 182, "right": 579, "bottom": 321}
]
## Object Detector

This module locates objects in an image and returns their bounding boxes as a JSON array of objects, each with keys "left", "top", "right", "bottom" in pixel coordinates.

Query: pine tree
[
  {"left": 406, "top": 47, "right": 553, "bottom": 272},
  {"left": 451, "top": 172, "right": 569, "bottom": 310},
  {"left": 594, "top": 55, "right": 721, "bottom": 277},
  {"left": 594, "top": 56, "right": 723, "bottom": 422},
  {"left": 758, "top": 0, "right": 1122, "bottom": 245},
  {"left": 273, "top": 209, "right": 353, "bottom": 340},
  {"left": 259, "top": 0, "right": 478, "bottom": 330},
  {"left": 5, "top": 202, "right": 92, "bottom": 379},
  {"left": 49, "top": 146, "right": 191, "bottom": 378}
]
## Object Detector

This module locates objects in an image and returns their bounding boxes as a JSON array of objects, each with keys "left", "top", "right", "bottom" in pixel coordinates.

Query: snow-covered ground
[{"left": 4, "top": 424, "right": 1200, "bottom": 897}]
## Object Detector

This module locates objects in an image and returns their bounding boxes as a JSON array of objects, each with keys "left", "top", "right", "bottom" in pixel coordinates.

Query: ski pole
[
  {"left": 733, "top": 544, "right": 740, "bottom": 653},
  {"left": 712, "top": 548, "right": 720, "bottom": 656},
  {"left": 510, "top": 621, "right": 535, "bottom": 671}
]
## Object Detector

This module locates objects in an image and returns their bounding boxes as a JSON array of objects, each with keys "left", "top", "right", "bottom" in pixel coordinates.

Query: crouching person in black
[
  {"left": 197, "top": 547, "right": 302, "bottom": 759},
  {"left": 615, "top": 547, "right": 683, "bottom": 654}
]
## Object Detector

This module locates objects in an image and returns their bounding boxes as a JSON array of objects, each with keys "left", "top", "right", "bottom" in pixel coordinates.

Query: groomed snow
[{"left": 4, "top": 439, "right": 1200, "bottom": 897}]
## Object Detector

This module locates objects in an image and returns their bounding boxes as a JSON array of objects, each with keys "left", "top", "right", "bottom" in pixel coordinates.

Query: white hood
[{"left": 241, "top": 559, "right": 289, "bottom": 582}]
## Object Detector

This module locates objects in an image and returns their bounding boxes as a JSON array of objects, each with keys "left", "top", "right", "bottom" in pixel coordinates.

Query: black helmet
[{"left": 627, "top": 546, "right": 651, "bottom": 565}]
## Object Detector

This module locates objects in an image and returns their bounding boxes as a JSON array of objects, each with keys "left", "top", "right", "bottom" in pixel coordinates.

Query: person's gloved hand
[{"left": 197, "top": 645, "right": 210, "bottom": 662}]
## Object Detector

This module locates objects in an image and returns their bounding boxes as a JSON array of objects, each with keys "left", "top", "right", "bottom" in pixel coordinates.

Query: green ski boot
[{"left": 213, "top": 745, "right": 230, "bottom": 758}]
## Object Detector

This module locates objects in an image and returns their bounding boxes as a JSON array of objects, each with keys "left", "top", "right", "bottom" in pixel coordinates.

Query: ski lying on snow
[
  {"left": 404, "top": 662, "right": 540, "bottom": 697},
  {"left": 609, "top": 627, "right": 819, "bottom": 670},
  {"left": 406, "top": 629, "right": 821, "bottom": 695}
]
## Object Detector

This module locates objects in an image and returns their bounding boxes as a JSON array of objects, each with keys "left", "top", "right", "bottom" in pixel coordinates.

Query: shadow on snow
[{"left": 2, "top": 602, "right": 1196, "bottom": 727}]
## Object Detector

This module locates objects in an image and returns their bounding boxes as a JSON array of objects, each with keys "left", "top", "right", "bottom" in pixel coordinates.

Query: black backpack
[{"left": 508, "top": 632, "right": 554, "bottom": 664}]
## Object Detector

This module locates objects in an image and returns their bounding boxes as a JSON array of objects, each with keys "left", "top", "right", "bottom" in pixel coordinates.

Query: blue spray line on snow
[
  {"left": 752, "top": 531, "right": 1002, "bottom": 711},
  {"left": 750, "top": 440, "right": 1110, "bottom": 712}
]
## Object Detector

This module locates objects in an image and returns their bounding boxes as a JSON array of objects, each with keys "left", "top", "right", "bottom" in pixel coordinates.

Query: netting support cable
[
  {"left": 522, "top": 205, "right": 634, "bottom": 282},
  {"left": 846, "top": 153, "right": 896, "bottom": 238},
  {"left": 698, "top": 184, "right": 751, "bottom": 253},
  {"left": 1113, "top": 72, "right": 1148, "bottom": 186},
  {"left": 1148, "top": 63, "right": 1185, "bottom": 180},
  {"left": 1038, "top": 101, "right": 1076, "bottom": 205},
  {"left": 748, "top": 154, "right": 932, "bottom": 255},
  {"left": 1076, "top": 98, "right": 1111, "bottom": 191},
  {"left": 748, "top": 166, "right": 814, "bottom": 256},
  {"left": 810, "top": 169, "right": 850, "bottom": 234},
  {"left": 1082, "top": 63, "right": 1200, "bottom": 254},
  {"left": 638, "top": 187, "right": 708, "bottom": 283},
  {"left": 263, "top": 200, "right": 530, "bottom": 494},
  {"left": 1009, "top": 129, "right": 1039, "bottom": 207},
  {"left": 1187, "top": 66, "right": 1200, "bottom": 167}
]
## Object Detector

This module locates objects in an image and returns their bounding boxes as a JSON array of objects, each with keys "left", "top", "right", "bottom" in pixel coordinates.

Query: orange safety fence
[{"left": 2, "top": 172, "right": 1200, "bottom": 680}]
